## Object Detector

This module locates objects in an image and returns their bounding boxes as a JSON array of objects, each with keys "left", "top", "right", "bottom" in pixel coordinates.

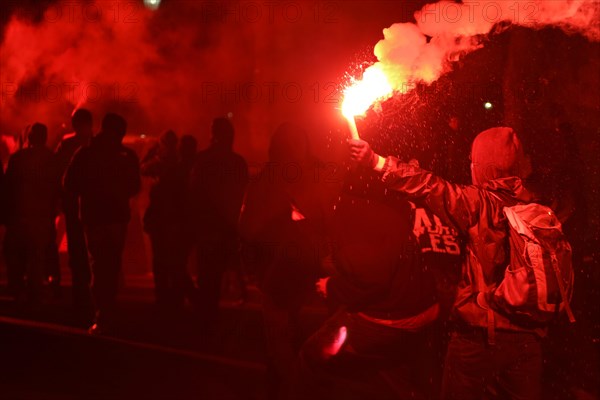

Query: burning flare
[
  {"left": 339, "top": 0, "right": 599, "bottom": 139},
  {"left": 341, "top": 65, "right": 393, "bottom": 120},
  {"left": 341, "top": 65, "right": 393, "bottom": 139}
]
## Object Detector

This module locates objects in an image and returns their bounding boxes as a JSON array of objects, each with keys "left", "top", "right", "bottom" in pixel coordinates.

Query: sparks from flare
[{"left": 341, "top": 65, "right": 393, "bottom": 139}]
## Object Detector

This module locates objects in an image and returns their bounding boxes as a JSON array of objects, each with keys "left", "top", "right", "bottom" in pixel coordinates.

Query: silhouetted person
[
  {"left": 176, "top": 134, "right": 199, "bottom": 300},
  {"left": 64, "top": 113, "right": 140, "bottom": 334},
  {"left": 179, "top": 135, "right": 198, "bottom": 173},
  {"left": 0, "top": 155, "right": 5, "bottom": 226},
  {"left": 239, "top": 123, "right": 336, "bottom": 400},
  {"left": 142, "top": 131, "right": 197, "bottom": 310},
  {"left": 3, "top": 123, "right": 60, "bottom": 308},
  {"left": 292, "top": 169, "right": 462, "bottom": 400},
  {"left": 56, "top": 109, "right": 94, "bottom": 315},
  {"left": 190, "top": 117, "right": 248, "bottom": 326},
  {"left": 142, "top": 130, "right": 178, "bottom": 307}
]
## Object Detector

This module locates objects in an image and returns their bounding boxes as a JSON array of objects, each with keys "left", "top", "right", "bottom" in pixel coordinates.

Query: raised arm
[{"left": 349, "top": 139, "right": 481, "bottom": 233}]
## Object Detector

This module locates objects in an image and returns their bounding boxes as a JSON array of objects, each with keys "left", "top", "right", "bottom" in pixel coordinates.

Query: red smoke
[
  {"left": 1, "top": 1, "right": 402, "bottom": 161},
  {"left": 347, "top": 0, "right": 599, "bottom": 113},
  {"left": 0, "top": 1, "right": 259, "bottom": 147},
  {"left": 2, "top": 1, "right": 598, "bottom": 159}
]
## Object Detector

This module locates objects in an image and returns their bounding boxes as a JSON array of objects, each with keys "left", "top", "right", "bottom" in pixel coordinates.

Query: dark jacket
[
  {"left": 190, "top": 146, "right": 248, "bottom": 236},
  {"left": 55, "top": 133, "right": 89, "bottom": 176},
  {"left": 55, "top": 133, "right": 90, "bottom": 216},
  {"left": 379, "top": 158, "right": 535, "bottom": 331},
  {"left": 0, "top": 159, "right": 5, "bottom": 225},
  {"left": 64, "top": 133, "right": 141, "bottom": 226},
  {"left": 327, "top": 171, "right": 462, "bottom": 319},
  {"left": 141, "top": 150, "right": 184, "bottom": 232},
  {"left": 4, "top": 146, "right": 60, "bottom": 224},
  {"left": 239, "top": 162, "right": 333, "bottom": 307}
]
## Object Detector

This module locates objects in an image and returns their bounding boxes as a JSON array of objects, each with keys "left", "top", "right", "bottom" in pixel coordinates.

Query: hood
[
  {"left": 470, "top": 127, "right": 531, "bottom": 186},
  {"left": 482, "top": 176, "right": 535, "bottom": 204}
]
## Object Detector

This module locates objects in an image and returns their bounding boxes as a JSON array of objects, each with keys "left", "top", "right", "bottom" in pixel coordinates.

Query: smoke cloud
[
  {"left": 2, "top": 1, "right": 598, "bottom": 156},
  {"left": 371, "top": 0, "right": 599, "bottom": 91},
  {"left": 0, "top": 1, "right": 261, "bottom": 149},
  {"left": 1, "top": 0, "right": 399, "bottom": 160}
]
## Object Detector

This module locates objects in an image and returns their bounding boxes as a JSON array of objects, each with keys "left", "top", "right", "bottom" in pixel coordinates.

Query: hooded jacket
[{"left": 377, "top": 127, "right": 538, "bottom": 332}]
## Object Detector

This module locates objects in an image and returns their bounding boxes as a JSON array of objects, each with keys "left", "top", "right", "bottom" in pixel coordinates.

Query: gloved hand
[{"left": 348, "top": 139, "right": 379, "bottom": 169}]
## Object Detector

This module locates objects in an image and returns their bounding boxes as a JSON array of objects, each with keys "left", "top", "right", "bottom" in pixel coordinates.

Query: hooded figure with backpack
[{"left": 350, "top": 127, "right": 574, "bottom": 400}]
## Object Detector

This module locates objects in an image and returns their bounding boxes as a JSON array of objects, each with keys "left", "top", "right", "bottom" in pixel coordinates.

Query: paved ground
[
  {"left": 0, "top": 264, "right": 598, "bottom": 399},
  {"left": 0, "top": 273, "right": 328, "bottom": 400},
  {"left": 0, "top": 319, "right": 264, "bottom": 400}
]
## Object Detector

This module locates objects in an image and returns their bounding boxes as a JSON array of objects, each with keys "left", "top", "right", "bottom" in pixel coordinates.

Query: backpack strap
[
  {"left": 470, "top": 247, "right": 497, "bottom": 346},
  {"left": 550, "top": 252, "right": 576, "bottom": 323}
]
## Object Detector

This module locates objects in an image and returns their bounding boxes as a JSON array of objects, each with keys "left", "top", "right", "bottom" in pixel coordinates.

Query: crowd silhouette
[{"left": 0, "top": 109, "right": 595, "bottom": 400}]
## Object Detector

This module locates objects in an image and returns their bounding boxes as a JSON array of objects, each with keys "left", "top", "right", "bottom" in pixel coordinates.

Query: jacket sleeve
[
  {"left": 4, "top": 155, "right": 15, "bottom": 185},
  {"left": 127, "top": 151, "right": 142, "bottom": 197},
  {"left": 54, "top": 141, "right": 71, "bottom": 177},
  {"left": 63, "top": 148, "right": 83, "bottom": 195},
  {"left": 0, "top": 159, "right": 4, "bottom": 224},
  {"left": 379, "top": 157, "right": 482, "bottom": 233},
  {"left": 2, "top": 156, "right": 17, "bottom": 220}
]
